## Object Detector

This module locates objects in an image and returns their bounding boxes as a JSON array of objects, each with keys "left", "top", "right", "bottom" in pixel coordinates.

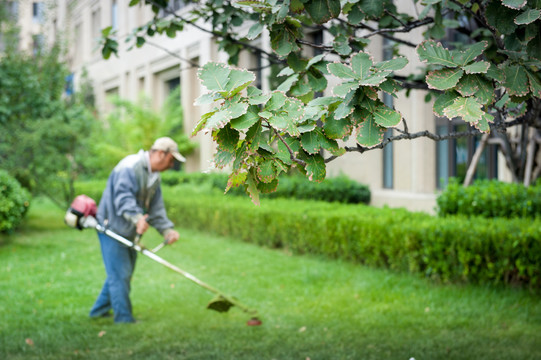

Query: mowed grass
[{"left": 0, "top": 198, "right": 540, "bottom": 360}]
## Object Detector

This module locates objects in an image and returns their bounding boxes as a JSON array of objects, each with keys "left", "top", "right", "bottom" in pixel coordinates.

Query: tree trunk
[{"left": 464, "top": 133, "right": 490, "bottom": 187}]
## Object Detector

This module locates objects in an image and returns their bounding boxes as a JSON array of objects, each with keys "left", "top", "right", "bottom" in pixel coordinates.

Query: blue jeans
[{"left": 89, "top": 231, "right": 137, "bottom": 323}]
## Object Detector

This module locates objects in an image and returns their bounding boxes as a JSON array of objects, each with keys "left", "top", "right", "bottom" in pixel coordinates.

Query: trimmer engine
[{"left": 64, "top": 194, "right": 97, "bottom": 230}]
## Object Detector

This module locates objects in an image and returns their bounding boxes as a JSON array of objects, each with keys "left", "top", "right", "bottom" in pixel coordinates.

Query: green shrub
[
  {"left": 73, "top": 179, "right": 107, "bottom": 204},
  {"left": 437, "top": 178, "right": 541, "bottom": 218},
  {"left": 165, "top": 185, "right": 541, "bottom": 289},
  {"left": 0, "top": 170, "right": 31, "bottom": 233},
  {"left": 161, "top": 172, "right": 371, "bottom": 204}
]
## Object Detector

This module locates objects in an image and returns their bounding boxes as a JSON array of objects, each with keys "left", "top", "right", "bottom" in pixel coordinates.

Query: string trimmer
[{"left": 64, "top": 194, "right": 262, "bottom": 326}]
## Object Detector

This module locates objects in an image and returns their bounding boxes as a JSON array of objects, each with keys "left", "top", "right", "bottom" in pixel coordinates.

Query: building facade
[{"left": 14, "top": 0, "right": 506, "bottom": 213}]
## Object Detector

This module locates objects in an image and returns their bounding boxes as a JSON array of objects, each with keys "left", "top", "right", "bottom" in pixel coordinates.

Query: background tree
[
  {"left": 0, "top": 43, "right": 96, "bottom": 207},
  {"left": 84, "top": 88, "right": 197, "bottom": 178},
  {"left": 101, "top": 0, "right": 541, "bottom": 203}
]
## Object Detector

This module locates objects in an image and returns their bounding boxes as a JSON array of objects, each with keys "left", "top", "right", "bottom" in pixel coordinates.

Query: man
[{"left": 89, "top": 137, "right": 184, "bottom": 323}]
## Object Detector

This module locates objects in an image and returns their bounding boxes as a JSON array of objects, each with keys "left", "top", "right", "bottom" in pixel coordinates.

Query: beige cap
[{"left": 151, "top": 137, "right": 186, "bottom": 162}]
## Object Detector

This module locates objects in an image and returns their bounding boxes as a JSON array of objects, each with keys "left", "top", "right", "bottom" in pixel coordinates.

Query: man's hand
[
  {"left": 136, "top": 214, "right": 149, "bottom": 235},
  {"left": 164, "top": 229, "right": 180, "bottom": 244}
]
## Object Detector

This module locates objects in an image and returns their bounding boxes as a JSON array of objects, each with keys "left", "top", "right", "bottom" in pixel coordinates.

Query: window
[
  {"left": 159, "top": 0, "right": 188, "bottom": 17},
  {"left": 32, "top": 2, "right": 44, "bottom": 24},
  {"left": 91, "top": 8, "right": 101, "bottom": 43},
  {"left": 111, "top": 0, "right": 118, "bottom": 32},
  {"left": 4, "top": 1, "right": 19, "bottom": 20},
  {"left": 32, "top": 34, "right": 44, "bottom": 55},
  {"left": 435, "top": 120, "right": 498, "bottom": 188}
]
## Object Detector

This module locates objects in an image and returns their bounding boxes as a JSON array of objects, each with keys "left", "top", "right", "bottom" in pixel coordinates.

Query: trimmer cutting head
[{"left": 207, "top": 296, "right": 234, "bottom": 313}]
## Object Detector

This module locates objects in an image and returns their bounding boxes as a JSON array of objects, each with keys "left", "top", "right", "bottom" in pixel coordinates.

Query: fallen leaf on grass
[
  {"left": 25, "top": 338, "right": 34, "bottom": 347},
  {"left": 298, "top": 326, "right": 307, "bottom": 333}
]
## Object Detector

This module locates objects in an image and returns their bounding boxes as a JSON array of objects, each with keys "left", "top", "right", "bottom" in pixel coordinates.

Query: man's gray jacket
[{"left": 97, "top": 150, "right": 174, "bottom": 240}]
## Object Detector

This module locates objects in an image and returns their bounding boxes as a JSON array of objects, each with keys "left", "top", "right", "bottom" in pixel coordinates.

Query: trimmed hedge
[
  {"left": 161, "top": 171, "right": 371, "bottom": 204},
  {"left": 0, "top": 170, "right": 31, "bottom": 233},
  {"left": 437, "top": 178, "right": 541, "bottom": 218},
  {"left": 164, "top": 186, "right": 541, "bottom": 289}
]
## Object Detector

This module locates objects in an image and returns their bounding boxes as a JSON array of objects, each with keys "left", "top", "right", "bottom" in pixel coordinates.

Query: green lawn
[{"left": 1, "top": 198, "right": 540, "bottom": 360}]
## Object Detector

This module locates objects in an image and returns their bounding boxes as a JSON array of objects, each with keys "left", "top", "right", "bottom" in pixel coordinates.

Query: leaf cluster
[{"left": 102, "top": 0, "right": 541, "bottom": 200}]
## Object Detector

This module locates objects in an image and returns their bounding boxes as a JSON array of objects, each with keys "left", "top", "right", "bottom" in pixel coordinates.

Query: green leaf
[
  {"left": 526, "top": 70, "right": 541, "bottom": 98},
  {"left": 276, "top": 137, "right": 301, "bottom": 165},
  {"left": 215, "top": 124, "right": 239, "bottom": 152},
  {"left": 226, "top": 68, "right": 256, "bottom": 97},
  {"left": 503, "top": 65, "right": 530, "bottom": 96},
  {"left": 527, "top": 34, "right": 541, "bottom": 60},
  {"left": 327, "top": 62, "right": 357, "bottom": 79},
  {"left": 246, "top": 169, "right": 260, "bottom": 206},
  {"left": 268, "top": 113, "right": 301, "bottom": 136},
  {"left": 214, "top": 148, "right": 235, "bottom": 169},
  {"left": 305, "top": 0, "right": 341, "bottom": 24},
  {"left": 374, "top": 57, "right": 408, "bottom": 71},
  {"left": 358, "top": 74, "right": 389, "bottom": 86},
  {"left": 347, "top": 3, "right": 365, "bottom": 24},
  {"left": 358, "top": 0, "right": 384, "bottom": 18},
  {"left": 248, "top": 93, "right": 272, "bottom": 105},
  {"left": 257, "top": 159, "right": 276, "bottom": 183},
  {"left": 356, "top": 115, "right": 385, "bottom": 148},
  {"left": 503, "top": 0, "right": 528, "bottom": 10},
  {"left": 307, "top": 71, "right": 328, "bottom": 92},
  {"left": 225, "top": 171, "right": 247, "bottom": 193},
  {"left": 194, "top": 93, "right": 220, "bottom": 106},
  {"left": 302, "top": 153, "right": 326, "bottom": 182},
  {"left": 417, "top": 40, "right": 457, "bottom": 67},
  {"left": 433, "top": 91, "right": 461, "bottom": 117},
  {"left": 245, "top": 120, "right": 264, "bottom": 152},
  {"left": 373, "top": 106, "right": 402, "bottom": 128},
  {"left": 485, "top": 1, "right": 518, "bottom": 35},
  {"left": 206, "top": 109, "right": 234, "bottom": 130},
  {"left": 453, "top": 41, "right": 488, "bottom": 66},
  {"left": 332, "top": 81, "right": 360, "bottom": 97},
  {"left": 472, "top": 75, "right": 495, "bottom": 105},
  {"left": 443, "top": 97, "right": 484, "bottom": 123},
  {"left": 426, "top": 68, "right": 464, "bottom": 90},
  {"left": 351, "top": 52, "right": 373, "bottom": 80},
  {"left": 476, "top": 113, "right": 494, "bottom": 133},
  {"left": 333, "top": 35, "right": 352, "bottom": 56},
  {"left": 463, "top": 61, "right": 490, "bottom": 74},
  {"left": 306, "top": 54, "right": 326, "bottom": 70},
  {"left": 277, "top": 74, "right": 299, "bottom": 92},
  {"left": 198, "top": 63, "right": 231, "bottom": 93},
  {"left": 324, "top": 114, "right": 353, "bottom": 140},
  {"left": 192, "top": 110, "right": 216, "bottom": 136},
  {"left": 301, "top": 129, "right": 324, "bottom": 154},
  {"left": 515, "top": 9, "right": 541, "bottom": 24},
  {"left": 456, "top": 74, "right": 480, "bottom": 97},
  {"left": 228, "top": 102, "right": 249, "bottom": 119},
  {"left": 247, "top": 22, "right": 264, "bottom": 40},
  {"left": 270, "top": 26, "right": 300, "bottom": 57},
  {"left": 334, "top": 102, "right": 355, "bottom": 119},
  {"left": 231, "top": 106, "right": 260, "bottom": 130},
  {"left": 379, "top": 78, "right": 402, "bottom": 95},
  {"left": 265, "top": 91, "right": 288, "bottom": 111},
  {"left": 486, "top": 64, "right": 504, "bottom": 82}
]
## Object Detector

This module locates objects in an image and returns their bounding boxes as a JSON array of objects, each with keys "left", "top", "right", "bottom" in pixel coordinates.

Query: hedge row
[
  {"left": 161, "top": 172, "right": 371, "bottom": 204},
  {"left": 437, "top": 178, "right": 541, "bottom": 218},
  {"left": 164, "top": 185, "right": 541, "bottom": 289},
  {"left": 0, "top": 170, "right": 31, "bottom": 233}
]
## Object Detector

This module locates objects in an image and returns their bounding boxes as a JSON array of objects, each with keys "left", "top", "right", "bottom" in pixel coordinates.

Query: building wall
[{"left": 43, "top": 0, "right": 482, "bottom": 214}]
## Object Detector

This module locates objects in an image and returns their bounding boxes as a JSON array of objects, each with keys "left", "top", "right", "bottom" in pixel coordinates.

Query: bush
[
  {"left": 0, "top": 170, "right": 31, "bottom": 233},
  {"left": 161, "top": 172, "right": 371, "bottom": 204},
  {"left": 437, "top": 178, "right": 541, "bottom": 218},
  {"left": 164, "top": 186, "right": 541, "bottom": 289}
]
